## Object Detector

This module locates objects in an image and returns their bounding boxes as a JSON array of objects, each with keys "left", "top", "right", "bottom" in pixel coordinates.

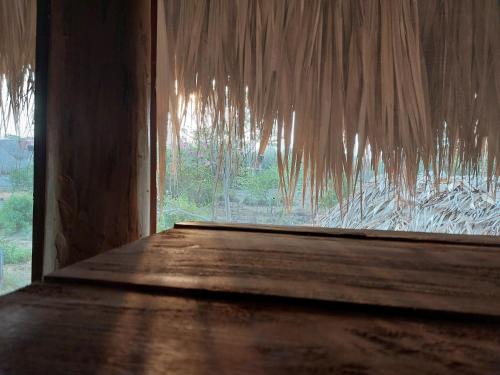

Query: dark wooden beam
[{"left": 32, "top": 0, "right": 50, "bottom": 281}]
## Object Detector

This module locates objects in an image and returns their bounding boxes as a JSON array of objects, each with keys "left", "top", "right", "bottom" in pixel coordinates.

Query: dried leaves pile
[
  {"left": 157, "top": 0, "right": 500, "bottom": 207},
  {"left": 320, "top": 177, "right": 499, "bottom": 235}
]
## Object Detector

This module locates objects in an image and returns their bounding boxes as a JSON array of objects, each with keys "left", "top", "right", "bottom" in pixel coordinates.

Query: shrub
[
  {"left": 0, "top": 193, "right": 33, "bottom": 235},
  {"left": 237, "top": 167, "right": 281, "bottom": 205},
  {"left": 158, "top": 194, "right": 210, "bottom": 230},
  {"left": 0, "top": 239, "right": 31, "bottom": 264},
  {"left": 9, "top": 165, "right": 34, "bottom": 191}
]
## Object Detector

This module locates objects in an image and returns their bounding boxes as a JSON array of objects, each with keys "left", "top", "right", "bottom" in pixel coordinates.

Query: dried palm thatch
[
  {"left": 320, "top": 176, "right": 499, "bottom": 235},
  {"left": 0, "top": 0, "right": 36, "bottom": 134},
  {"left": 157, "top": 0, "right": 500, "bottom": 207}
]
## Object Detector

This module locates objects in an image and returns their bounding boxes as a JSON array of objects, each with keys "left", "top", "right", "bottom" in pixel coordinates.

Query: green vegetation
[
  {"left": 157, "top": 137, "right": 341, "bottom": 230},
  {"left": 0, "top": 192, "right": 33, "bottom": 235},
  {"left": 9, "top": 165, "right": 34, "bottom": 191},
  {"left": 159, "top": 194, "right": 211, "bottom": 230},
  {"left": 0, "top": 238, "right": 31, "bottom": 264},
  {"left": 0, "top": 165, "right": 33, "bottom": 295},
  {"left": 236, "top": 167, "right": 281, "bottom": 205}
]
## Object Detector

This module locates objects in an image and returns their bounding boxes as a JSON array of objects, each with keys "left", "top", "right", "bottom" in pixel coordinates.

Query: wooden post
[
  {"left": 44, "top": 0, "right": 151, "bottom": 271},
  {"left": 32, "top": 0, "right": 50, "bottom": 281},
  {"left": 150, "top": 0, "right": 158, "bottom": 234}
]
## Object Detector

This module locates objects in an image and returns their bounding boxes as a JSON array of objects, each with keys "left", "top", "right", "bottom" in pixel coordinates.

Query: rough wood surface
[
  {"left": 47, "top": 226, "right": 500, "bottom": 317},
  {"left": 174, "top": 222, "right": 500, "bottom": 247},
  {"left": 1, "top": 283, "right": 499, "bottom": 375},
  {"left": 44, "top": 0, "right": 151, "bottom": 273}
]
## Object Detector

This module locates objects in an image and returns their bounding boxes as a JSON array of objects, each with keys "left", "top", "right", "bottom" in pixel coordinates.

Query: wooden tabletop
[
  {"left": 1, "top": 283, "right": 500, "bottom": 375},
  {"left": 2, "top": 223, "right": 500, "bottom": 374},
  {"left": 174, "top": 221, "right": 500, "bottom": 246},
  {"left": 48, "top": 222, "right": 500, "bottom": 317}
]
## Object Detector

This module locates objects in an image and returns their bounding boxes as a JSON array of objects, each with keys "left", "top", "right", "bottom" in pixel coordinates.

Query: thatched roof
[
  {"left": 157, "top": 0, "right": 500, "bottom": 206},
  {"left": 1, "top": 0, "right": 498, "bottom": 210},
  {"left": 0, "top": 0, "right": 36, "bottom": 133}
]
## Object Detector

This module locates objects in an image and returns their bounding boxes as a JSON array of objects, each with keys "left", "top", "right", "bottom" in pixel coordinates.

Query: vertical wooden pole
[
  {"left": 150, "top": 0, "right": 158, "bottom": 234},
  {"left": 32, "top": 0, "right": 50, "bottom": 281},
  {"left": 44, "top": 0, "right": 151, "bottom": 270}
]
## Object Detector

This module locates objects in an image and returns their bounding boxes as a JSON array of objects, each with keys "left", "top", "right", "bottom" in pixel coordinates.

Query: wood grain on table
[
  {"left": 1, "top": 283, "right": 499, "bottom": 375},
  {"left": 47, "top": 226, "right": 500, "bottom": 317}
]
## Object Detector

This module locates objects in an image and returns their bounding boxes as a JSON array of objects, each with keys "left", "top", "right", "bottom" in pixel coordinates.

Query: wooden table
[{"left": 1, "top": 222, "right": 500, "bottom": 374}]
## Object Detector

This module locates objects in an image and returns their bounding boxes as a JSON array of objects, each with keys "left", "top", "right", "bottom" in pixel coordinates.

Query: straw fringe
[
  {"left": 0, "top": 0, "right": 36, "bottom": 133},
  {"left": 4, "top": 0, "right": 496, "bottom": 208},
  {"left": 157, "top": 0, "right": 499, "bottom": 207},
  {"left": 0, "top": 0, "right": 500, "bottom": 209}
]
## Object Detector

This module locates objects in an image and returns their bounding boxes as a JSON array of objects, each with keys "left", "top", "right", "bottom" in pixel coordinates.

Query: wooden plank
[
  {"left": 175, "top": 221, "right": 500, "bottom": 247},
  {"left": 47, "top": 227, "right": 500, "bottom": 317},
  {"left": 1, "top": 283, "right": 499, "bottom": 375}
]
